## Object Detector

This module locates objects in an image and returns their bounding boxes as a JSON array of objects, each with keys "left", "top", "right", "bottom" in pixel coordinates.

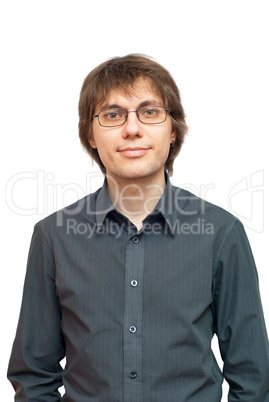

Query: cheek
[
  {"left": 157, "top": 133, "right": 172, "bottom": 151},
  {"left": 93, "top": 141, "right": 115, "bottom": 167},
  {"left": 157, "top": 136, "right": 173, "bottom": 161},
  {"left": 90, "top": 123, "right": 103, "bottom": 149},
  {"left": 162, "top": 143, "right": 172, "bottom": 160}
]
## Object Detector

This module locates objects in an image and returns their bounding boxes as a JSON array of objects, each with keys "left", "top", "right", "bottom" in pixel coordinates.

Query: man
[{"left": 8, "top": 54, "right": 269, "bottom": 401}]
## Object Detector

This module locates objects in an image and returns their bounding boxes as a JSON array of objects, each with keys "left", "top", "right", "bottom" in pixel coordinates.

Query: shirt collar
[
  {"left": 95, "top": 179, "right": 115, "bottom": 227},
  {"left": 149, "top": 172, "right": 180, "bottom": 234},
  {"left": 95, "top": 172, "right": 184, "bottom": 234}
]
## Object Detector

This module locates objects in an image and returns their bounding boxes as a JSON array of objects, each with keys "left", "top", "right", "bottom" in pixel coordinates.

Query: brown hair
[{"left": 78, "top": 54, "right": 188, "bottom": 176}]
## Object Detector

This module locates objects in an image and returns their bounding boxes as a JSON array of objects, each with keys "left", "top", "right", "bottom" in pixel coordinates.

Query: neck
[{"left": 106, "top": 171, "right": 166, "bottom": 229}]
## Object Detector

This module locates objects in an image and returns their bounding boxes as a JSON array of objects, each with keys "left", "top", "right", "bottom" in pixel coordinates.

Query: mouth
[{"left": 117, "top": 147, "right": 150, "bottom": 157}]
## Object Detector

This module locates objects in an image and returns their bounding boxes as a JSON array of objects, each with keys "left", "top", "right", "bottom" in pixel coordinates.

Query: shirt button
[
  {"left": 131, "top": 279, "right": 138, "bottom": 287},
  {"left": 130, "top": 371, "right": 137, "bottom": 379},
  {"left": 96, "top": 226, "right": 104, "bottom": 234},
  {"left": 132, "top": 236, "right": 139, "bottom": 244},
  {"left": 129, "top": 325, "right": 137, "bottom": 333}
]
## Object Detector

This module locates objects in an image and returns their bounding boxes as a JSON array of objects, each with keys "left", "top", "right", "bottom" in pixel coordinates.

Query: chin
[{"left": 110, "top": 164, "right": 165, "bottom": 181}]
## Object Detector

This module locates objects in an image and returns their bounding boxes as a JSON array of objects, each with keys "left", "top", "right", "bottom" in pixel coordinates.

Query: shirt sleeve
[
  {"left": 212, "top": 220, "right": 269, "bottom": 401},
  {"left": 7, "top": 223, "right": 65, "bottom": 401}
]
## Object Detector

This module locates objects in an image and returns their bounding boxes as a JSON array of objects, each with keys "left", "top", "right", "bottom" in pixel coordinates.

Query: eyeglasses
[{"left": 92, "top": 105, "right": 171, "bottom": 127}]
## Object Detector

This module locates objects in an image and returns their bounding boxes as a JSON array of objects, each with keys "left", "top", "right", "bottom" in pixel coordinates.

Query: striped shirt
[{"left": 8, "top": 173, "right": 269, "bottom": 401}]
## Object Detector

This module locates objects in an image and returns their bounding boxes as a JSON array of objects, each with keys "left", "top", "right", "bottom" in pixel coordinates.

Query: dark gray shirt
[{"left": 8, "top": 174, "right": 269, "bottom": 401}]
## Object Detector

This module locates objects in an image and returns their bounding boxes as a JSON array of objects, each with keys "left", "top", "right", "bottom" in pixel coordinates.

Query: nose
[{"left": 122, "top": 110, "right": 143, "bottom": 138}]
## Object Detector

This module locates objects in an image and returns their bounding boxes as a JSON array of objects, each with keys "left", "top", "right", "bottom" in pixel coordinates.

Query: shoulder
[
  {"left": 171, "top": 185, "right": 244, "bottom": 246},
  {"left": 172, "top": 185, "right": 238, "bottom": 226},
  {"left": 33, "top": 188, "right": 101, "bottom": 238}
]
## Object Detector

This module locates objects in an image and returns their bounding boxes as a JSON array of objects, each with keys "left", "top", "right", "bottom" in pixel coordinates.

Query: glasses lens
[
  {"left": 138, "top": 106, "right": 166, "bottom": 124},
  {"left": 99, "top": 108, "right": 126, "bottom": 127}
]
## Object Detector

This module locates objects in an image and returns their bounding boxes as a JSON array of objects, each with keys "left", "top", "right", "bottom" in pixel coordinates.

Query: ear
[
  {"left": 89, "top": 137, "right": 97, "bottom": 149},
  {"left": 170, "top": 130, "right": 176, "bottom": 142}
]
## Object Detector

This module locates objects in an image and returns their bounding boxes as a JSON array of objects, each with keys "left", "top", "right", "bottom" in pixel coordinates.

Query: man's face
[{"left": 90, "top": 79, "right": 176, "bottom": 184}]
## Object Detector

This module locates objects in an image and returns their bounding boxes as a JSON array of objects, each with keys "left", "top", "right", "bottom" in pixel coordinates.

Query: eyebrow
[{"left": 98, "top": 99, "right": 163, "bottom": 112}]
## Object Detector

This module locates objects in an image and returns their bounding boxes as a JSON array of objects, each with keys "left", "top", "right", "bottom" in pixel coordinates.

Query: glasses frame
[{"left": 92, "top": 105, "right": 171, "bottom": 128}]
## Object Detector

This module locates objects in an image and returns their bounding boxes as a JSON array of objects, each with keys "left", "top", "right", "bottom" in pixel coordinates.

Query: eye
[
  {"left": 104, "top": 111, "right": 120, "bottom": 119},
  {"left": 107, "top": 112, "right": 118, "bottom": 119},
  {"left": 101, "top": 108, "right": 126, "bottom": 121},
  {"left": 139, "top": 106, "right": 161, "bottom": 119},
  {"left": 144, "top": 108, "right": 158, "bottom": 116}
]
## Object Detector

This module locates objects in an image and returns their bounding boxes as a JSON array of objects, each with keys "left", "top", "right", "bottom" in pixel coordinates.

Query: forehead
[{"left": 97, "top": 78, "right": 163, "bottom": 109}]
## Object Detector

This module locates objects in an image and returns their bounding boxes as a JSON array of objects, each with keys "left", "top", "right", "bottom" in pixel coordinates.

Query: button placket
[{"left": 123, "top": 234, "right": 144, "bottom": 401}]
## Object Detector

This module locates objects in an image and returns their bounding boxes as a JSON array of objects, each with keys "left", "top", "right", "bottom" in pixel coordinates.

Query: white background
[{"left": 1, "top": 1, "right": 268, "bottom": 400}]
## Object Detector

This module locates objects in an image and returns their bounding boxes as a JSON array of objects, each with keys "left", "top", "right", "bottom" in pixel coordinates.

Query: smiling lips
[{"left": 118, "top": 147, "right": 150, "bottom": 157}]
